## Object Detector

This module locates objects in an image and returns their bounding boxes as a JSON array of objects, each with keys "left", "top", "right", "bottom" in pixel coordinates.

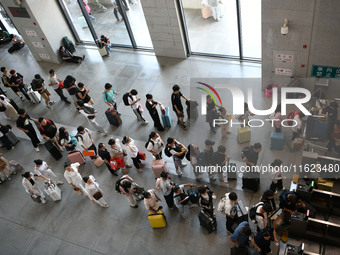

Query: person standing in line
[
  {"left": 1, "top": 67, "right": 12, "bottom": 91},
  {"left": 145, "top": 94, "right": 164, "bottom": 131},
  {"left": 206, "top": 95, "right": 218, "bottom": 133},
  {"left": 128, "top": 89, "right": 148, "bottom": 125},
  {"left": 198, "top": 185, "right": 216, "bottom": 218},
  {"left": 159, "top": 171, "right": 175, "bottom": 209},
  {"left": 173, "top": 183, "right": 195, "bottom": 219},
  {"left": 272, "top": 104, "right": 283, "bottom": 133},
  {"left": 98, "top": 143, "right": 118, "bottom": 176},
  {"left": 103, "top": 83, "right": 118, "bottom": 110},
  {"left": 58, "top": 127, "right": 77, "bottom": 152},
  {"left": 166, "top": 137, "right": 187, "bottom": 176},
  {"left": 269, "top": 159, "right": 286, "bottom": 193},
  {"left": 327, "top": 120, "right": 340, "bottom": 154},
  {"left": 76, "top": 126, "right": 97, "bottom": 159},
  {"left": 22, "top": 171, "right": 48, "bottom": 204},
  {"left": 261, "top": 190, "right": 277, "bottom": 212},
  {"left": 204, "top": 139, "right": 216, "bottom": 182},
  {"left": 108, "top": 138, "right": 132, "bottom": 168},
  {"left": 229, "top": 221, "right": 252, "bottom": 248},
  {"left": 33, "top": 159, "right": 63, "bottom": 185},
  {"left": 16, "top": 108, "right": 41, "bottom": 152},
  {"left": 171, "top": 85, "right": 190, "bottom": 130},
  {"left": 9, "top": 69, "right": 30, "bottom": 101},
  {"left": 76, "top": 82, "right": 94, "bottom": 105},
  {"left": 0, "top": 94, "right": 18, "bottom": 119},
  {"left": 213, "top": 145, "right": 230, "bottom": 184},
  {"left": 38, "top": 118, "right": 64, "bottom": 152},
  {"left": 83, "top": 175, "right": 109, "bottom": 208},
  {"left": 0, "top": 153, "right": 16, "bottom": 181},
  {"left": 64, "top": 162, "right": 88, "bottom": 196},
  {"left": 31, "top": 74, "right": 55, "bottom": 109},
  {"left": 122, "top": 136, "right": 144, "bottom": 173},
  {"left": 0, "top": 125, "right": 14, "bottom": 151},
  {"left": 291, "top": 111, "right": 305, "bottom": 140},
  {"left": 187, "top": 144, "right": 202, "bottom": 181},
  {"left": 254, "top": 203, "right": 273, "bottom": 232},
  {"left": 251, "top": 227, "right": 279, "bottom": 255},
  {"left": 219, "top": 106, "right": 231, "bottom": 138},
  {"left": 63, "top": 75, "right": 79, "bottom": 109},
  {"left": 220, "top": 192, "right": 238, "bottom": 234},
  {"left": 76, "top": 100, "right": 107, "bottom": 135},
  {"left": 117, "top": 174, "right": 139, "bottom": 208},
  {"left": 146, "top": 132, "right": 164, "bottom": 160},
  {"left": 143, "top": 189, "right": 162, "bottom": 214},
  {"left": 47, "top": 69, "right": 71, "bottom": 104}
]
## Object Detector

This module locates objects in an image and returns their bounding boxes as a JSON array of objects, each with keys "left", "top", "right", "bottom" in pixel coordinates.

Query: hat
[{"left": 205, "top": 140, "right": 215, "bottom": 146}]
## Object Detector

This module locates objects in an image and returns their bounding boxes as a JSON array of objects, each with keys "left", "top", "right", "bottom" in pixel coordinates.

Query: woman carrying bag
[
  {"left": 22, "top": 171, "right": 49, "bottom": 204},
  {"left": 83, "top": 175, "right": 109, "bottom": 208},
  {"left": 122, "top": 136, "right": 145, "bottom": 173}
]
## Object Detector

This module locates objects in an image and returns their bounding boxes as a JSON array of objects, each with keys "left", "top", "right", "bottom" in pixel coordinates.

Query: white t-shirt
[
  {"left": 292, "top": 115, "right": 302, "bottom": 133},
  {"left": 160, "top": 179, "right": 172, "bottom": 196},
  {"left": 48, "top": 74, "right": 59, "bottom": 90},
  {"left": 146, "top": 137, "right": 164, "bottom": 154},
  {"left": 144, "top": 189, "right": 160, "bottom": 211},
  {"left": 128, "top": 95, "right": 140, "bottom": 110},
  {"left": 34, "top": 161, "right": 49, "bottom": 176},
  {"left": 124, "top": 138, "right": 138, "bottom": 158},
  {"left": 77, "top": 128, "right": 93, "bottom": 148},
  {"left": 64, "top": 163, "right": 82, "bottom": 185},
  {"left": 109, "top": 139, "right": 123, "bottom": 158}
]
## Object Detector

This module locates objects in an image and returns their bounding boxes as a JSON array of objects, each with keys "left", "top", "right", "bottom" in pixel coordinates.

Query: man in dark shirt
[
  {"left": 31, "top": 74, "right": 55, "bottom": 109},
  {"left": 145, "top": 94, "right": 164, "bottom": 131},
  {"left": 16, "top": 108, "right": 41, "bottom": 151},
  {"left": 38, "top": 118, "right": 63, "bottom": 152},
  {"left": 251, "top": 227, "right": 279, "bottom": 255},
  {"left": 63, "top": 75, "right": 79, "bottom": 109},
  {"left": 213, "top": 145, "right": 230, "bottom": 183},
  {"left": 9, "top": 69, "right": 30, "bottom": 101},
  {"left": 242, "top": 143, "right": 262, "bottom": 167},
  {"left": 59, "top": 46, "right": 84, "bottom": 64},
  {"left": 98, "top": 143, "right": 117, "bottom": 176},
  {"left": 171, "top": 84, "right": 190, "bottom": 129},
  {"left": 204, "top": 139, "right": 216, "bottom": 182}
]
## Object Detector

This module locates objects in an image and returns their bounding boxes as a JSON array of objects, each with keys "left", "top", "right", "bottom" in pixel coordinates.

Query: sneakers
[
  {"left": 181, "top": 163, "right": 187, "bottom": 167},
  {"left": 57, "top": 181, "right": 63, "bottom": 185},
  {"left": 181, "top": 124, "right": 187, "bottom": 130},
  {"left": 176, "top": 169, "right": 183, "bottom": 176},
  {"left": 46, "top": 104, "right": 51, "bottom": 109},
  {"left": 126, "top": 164, "right": 132, "bottom": 168},
  {"left": 137, "top": 168, "right": 143, "bottom": 173},
  {"left": 103, "top": 204, "right": 109, "bottom": 208},
  {"left": 41, "top": 199, "right": 46, "bottom": 204},
  {"left": 20, "top": 96, "right": 24, "bottom": 101},
  {"left": 49, "top": 101, "right": 56, "bottom": 105},
  {"left": 65, "top": 100, "right": 71, "bottom": 104},
  {"left": 34, "top": 147, "right": 40, "bottom": 152},
  {"left": 130, "top": 205, "right": 138, "bottom": 208},
  {"left": 142, "top": 121, "right": 149, "bottom": 125},
  {"left": 103, "top": 131, "right": 108, "bottom": 136}
]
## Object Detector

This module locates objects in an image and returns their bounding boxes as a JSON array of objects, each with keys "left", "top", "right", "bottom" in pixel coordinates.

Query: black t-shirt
[
  {"left": 325, "top": 106, "right": 337, "bottom": 122},
  {"left": 279, "top": 191, "right": 296, "bottom": 211},
  {"left": 204, "top": 148, "right": 214, "bottom": 165},
  {"left": 254, "top": 228, "right": 274, "bottom": 253},
  {"left": 77, "top": 89, "right": 91, "bottom": 103},
  {"left": 244, "top": 147, "right": 259, "bottom": 166},
  {"left": 63, "top": 76, "right": 78, "bottom": 95},
  {"left": 31, "top": 78, "right": 44, "bottom": 92},
  {"left": 16, "top": 114, "right": 33, "bottom": 129},
  {"left": 98, "top": 149, "right": 110, "bottom": 161},
  {"left": 146, "top": 100, "right": 158, "bottom": 115},
  {"left": 40, "top": 120, "right": 57, "bottom": 138},
  {"left": 213, "top": 151, "right": 226, "bottom": 166},
  {"left": 171, "top": 92, "right": 183, "bottom": 112},
  {"left": 59, "top": 49, "right": 71, "bottom": 58},
  {"left": 10, "top": 73, "right": 24, "bottom": 87}
]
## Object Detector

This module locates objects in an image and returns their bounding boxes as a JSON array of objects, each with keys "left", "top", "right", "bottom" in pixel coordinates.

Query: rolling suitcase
[
  {"left": 242, "top": 174, "right": 260, "bottom": 192},
  {"left": 105, "top": 108, "right": 122, "bottom": 127},
  {"left": 151, "top": 159, "right": 167, "bottom": 178},
  {"left": 238, "top": 126, "right": 251, "bottom": 143},
  {"left": 227, "top": 162, "right": 237, "bottom": 181},
  {"left": 27, "top": 88, "right": 41, "bottom": 104},
  {"left": 201, "top": 6, "right": 211, "bottom": 19},
  {"left": 68, "top": 150, "right": 85, "bottom": 164},
  {"left": 306, "top": 116, "right": 329, "bottom": 140},
  {"left": 44, "top": 182, "right": 61, "bottom": 201},
  {"left": 161, "top": 107, "right": 171, "bottom": 128},
  {"left": 44, "top": 141, "right": 62, "bottom": 160},
  {"left": 270, "top": 131, "right": 285, "bottom": 150},
  {"left": 148, "top": 210, "right": 167, "bottom": 228},
  {"left": 5, "top": 130, "right": 20, "bottom": 146},
  {"left": 198, "top": 210, "right": 216, "bottom": 233}
]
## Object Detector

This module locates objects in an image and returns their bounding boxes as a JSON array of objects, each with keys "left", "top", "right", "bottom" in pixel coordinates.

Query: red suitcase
[
  {"left": 152, "top": 159, "right": 167, "bottom": 178},
  {"left": 68, "top": 150, "right": 85, "bottom": 164}
]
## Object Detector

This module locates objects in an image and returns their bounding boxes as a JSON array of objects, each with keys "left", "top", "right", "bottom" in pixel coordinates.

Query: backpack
[
  {"left": 165, "top": 143, "right": 185, "bottom": 159},
  {"left": 155, "top": 177, "right": 162, "bottom": 191},
  {"left": 217, "top": 196, "right": 228, "bottom": 214},
  {"left": 123, "top": 93, "right": 131, "bottom": 106},
  {"left": 286, "top": 111, "right": 299, "bottom": 126},
  {"left": 83, "top": 105, "right": 96, "bottom": 119},
  {"left": 185, "top": 145, "right": 191, "bottom": 161},
  {"left": 249, "top": 202, "right": 264, "bottom": 223},
  {"left": 115, "top": 177, "right": 127, "bottom": 193},
  {"left": 164, "top": 144, "right": 172, "bottom": 157},
  {"left": 241, "top": 146, "right": 252, "bottom": 159},
  {"left": 145, "top": 139, "right": 154, "bottom": 149}
]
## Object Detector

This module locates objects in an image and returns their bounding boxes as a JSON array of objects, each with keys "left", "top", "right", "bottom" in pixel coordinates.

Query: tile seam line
[{"left": 0, "top": 216, "right": 105, "bottom": 255}]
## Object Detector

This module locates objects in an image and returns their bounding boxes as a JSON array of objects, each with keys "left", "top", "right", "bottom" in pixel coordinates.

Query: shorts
[
  {"left": 40, "top": 89, "right": 51, "bottom": 100},
  {"left": 175, "top": 111, "right": 184, "bottom": 118}
]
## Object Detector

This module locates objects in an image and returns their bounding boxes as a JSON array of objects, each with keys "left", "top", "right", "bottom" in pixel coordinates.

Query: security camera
[{"left": 281, "top": 19, "right": 288, "bottom": 35}]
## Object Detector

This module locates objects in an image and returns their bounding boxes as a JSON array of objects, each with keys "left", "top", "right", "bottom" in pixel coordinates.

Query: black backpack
[
  {"left": 249, "top": 202, "right": 264, "bottom": 223},
  {"left": 164, "top": 144, "right": 172, "bottom": 157},
  {"left": 145, "top": 139, "right": 154, "bottom": 149},
  {"left": 165, "top": 143, "right": 184, "bottom": 159},
  {"left": 115, "top": 177, "right": 128, "bottom": 193},
  {"left": 83, "top": 105, "right": 96, "bottom": 119},
  {"left": 123, "top": 93, "right": 131, "bottom": 106}
]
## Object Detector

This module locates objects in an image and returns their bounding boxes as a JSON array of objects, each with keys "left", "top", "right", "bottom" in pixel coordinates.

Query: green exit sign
[{"left": 312, "top": 65, "right": 340, "bottom": 79}]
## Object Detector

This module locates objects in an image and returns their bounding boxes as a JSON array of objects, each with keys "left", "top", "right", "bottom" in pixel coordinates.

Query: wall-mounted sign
[
  {"left": 25, "top": 30, "right": 37, "bottom": 37},
  {"left": 8, "top": 7, "right": 30, "bottom": 18},
  {"left": 39, "top": 53, "right": 50, "bottom": 60},
  {"left": 275, "top": 68, "right": 292, "bottom": 76},
  {"left": 32, "top": 42, "right": 44, "bottom": 48},
  {"left": 311, "top": 65, "right": 340, "bottom": 79},
  {"left": 276, "top": 54, "right": 294, "bottom": 62}
]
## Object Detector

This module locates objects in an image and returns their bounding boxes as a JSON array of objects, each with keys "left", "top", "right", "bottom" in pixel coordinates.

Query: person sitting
[
  {"left": 0, "top": 30, "right": 13, "bottom": 45},
  {"left": 59, "top": 46, "right": 84, "bottom": 63},
  {"left": 100, "top": 35, "right": 111, "bottom": 54},
  {"left": 8, "top": 34, "right": 25, "bottom": 53}
]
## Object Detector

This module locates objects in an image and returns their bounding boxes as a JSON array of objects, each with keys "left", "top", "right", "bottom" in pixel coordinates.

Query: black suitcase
[
  {"left": 105, "top": 108, "right": 122, "bottom": 127},
  {"left": 187, "top": 186, "right": 199, "bottom": 204},
  {"left": 242, "top": 177, "right": 260, "bottom": 192},
  {"left": 5, "top": 131, "right": 20, "bottom": 146},
  {"left": 227, "top": 162, "right": 237, "bottom": 181},
  {"left": 44, "top": 141, "right": 62, "bottom": 160},
  {"left": 198, "top": 210, "right": 216, "bottom": 233}
]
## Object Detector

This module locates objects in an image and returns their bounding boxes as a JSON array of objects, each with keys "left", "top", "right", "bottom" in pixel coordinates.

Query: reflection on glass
[
  {"left": 182, "top": 0, "right": 239, "bottom": 56},
  {"left": 62, "top": 0, "right": 94, "bottom": 42},
  {"left": 0, "top": 3, "right": 17, "bottom": 34},
  {"left": 240, "top": 0, "right": 261, "bottom": 59}
]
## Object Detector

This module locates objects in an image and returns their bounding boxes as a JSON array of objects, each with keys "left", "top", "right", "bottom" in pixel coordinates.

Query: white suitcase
[
  {"left": 98, "top": 46, "right": 109, "bottom": 57},
  {"left": 44, "top": 182, "right": 61, "bottom": 201},
  {"left": 27, "top": 88, "right": 41, "bottom": 104}
]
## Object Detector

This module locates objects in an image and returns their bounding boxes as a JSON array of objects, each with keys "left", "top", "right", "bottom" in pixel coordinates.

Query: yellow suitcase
[
  {"left": 148, "top": 210, "right": 167, "bottom": 228},
  {"left": 238, "top": 126, "right": 251, "bottom": 144}
]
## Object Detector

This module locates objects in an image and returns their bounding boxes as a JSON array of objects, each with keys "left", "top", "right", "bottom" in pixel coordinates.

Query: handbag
[
  {"left": 93, "top": 191, "right": 103, "bottom": 200},
  {"left": 58, "top": 82, "right": 64, "bottom": 89},
  {"left": 83, "top": 150, "right": 96, "bottom": 157},
  {"left": 138, "top": 152, "right": 146, "bottom": 160},
  {"left": 110, "top": 157, "right": 124, "bottom": 170}
]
